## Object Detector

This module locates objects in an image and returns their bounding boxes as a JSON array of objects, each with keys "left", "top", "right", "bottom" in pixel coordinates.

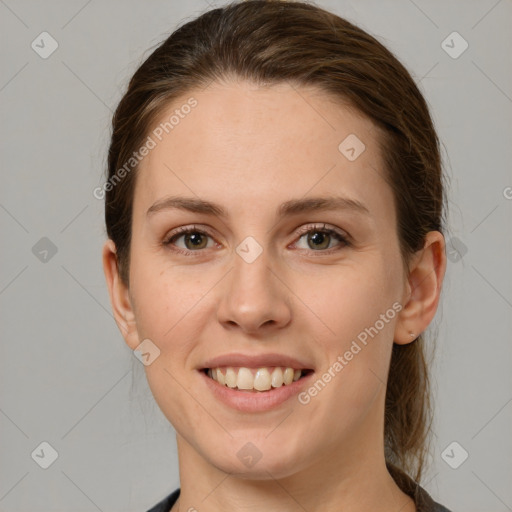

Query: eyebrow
[
  {"left": 146, "top": 196, "right": 370, "bottom": 219},
  {"left": 146, "top": 195, "right": 370, "bottom": 219}
]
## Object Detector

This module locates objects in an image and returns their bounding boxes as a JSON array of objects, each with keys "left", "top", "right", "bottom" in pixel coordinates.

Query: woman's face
[{"left": 115, "top": 80, "right": 412, "bottom": 478}]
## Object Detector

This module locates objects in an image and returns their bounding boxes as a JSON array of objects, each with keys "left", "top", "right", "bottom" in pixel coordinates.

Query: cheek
[
  {"left": 292, "top": 258, "right": 401, "bottom": 405},
  {"left": 291, "top": 267, "right": 399, "bottom": 435},
  {"left": 130, "top": 245, "right": 213, "bottom": 342},
  {"left": 132, "top": 266, "right": 216, "bottom": 433},
  {"left": 295, "top": 260, "right": 400, "bottom": 341},
  {"left": 144, "top": 359, "right": 211, "bottom": 455}
]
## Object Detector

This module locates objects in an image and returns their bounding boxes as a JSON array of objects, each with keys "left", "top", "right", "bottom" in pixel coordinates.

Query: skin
[{"left": 103, "top": 80, "right": 446, "bottom": 512}]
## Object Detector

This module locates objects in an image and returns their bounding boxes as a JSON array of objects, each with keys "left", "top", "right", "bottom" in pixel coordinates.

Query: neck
[{"left": 171, "top": 390, "right": 416, "bottom": 512}]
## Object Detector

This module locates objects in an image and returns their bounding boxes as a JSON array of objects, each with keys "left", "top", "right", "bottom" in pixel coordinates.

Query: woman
[{"left": 102, "top": 1, "right": 451, "bottom": 510}]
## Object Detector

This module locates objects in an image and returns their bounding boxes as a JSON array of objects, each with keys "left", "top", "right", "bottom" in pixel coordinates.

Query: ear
[
  {"left": 394, "top": 231, "right": 446, "bottom": 345},
  {"left": 102, "top": 239, "right": 140, "bottom": 350}
]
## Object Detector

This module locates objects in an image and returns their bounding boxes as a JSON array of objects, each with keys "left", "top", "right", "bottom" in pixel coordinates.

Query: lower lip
[{"left": 199, "top": 370, "right": 314, "bottom": 413}]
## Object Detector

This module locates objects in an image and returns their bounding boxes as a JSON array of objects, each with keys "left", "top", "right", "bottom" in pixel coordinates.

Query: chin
[{"left": 206, "top": 438, "right": 311, "bottom": 480}]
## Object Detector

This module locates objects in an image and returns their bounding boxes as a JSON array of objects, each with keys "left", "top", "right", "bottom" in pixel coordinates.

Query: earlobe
[
  {"left": 394, "top": 231, "right": 446, "bottom": 345},
  {"left": 102, "top": 239, "right": 140, "bottom": 350}
]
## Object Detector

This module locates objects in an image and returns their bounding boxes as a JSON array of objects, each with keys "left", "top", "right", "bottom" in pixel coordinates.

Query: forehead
[{"left": 133, "top": 80, "right": 392, "bottom": 222}]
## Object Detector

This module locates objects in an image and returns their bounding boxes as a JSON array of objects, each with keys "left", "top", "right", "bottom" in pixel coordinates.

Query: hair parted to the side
[{"left": 105, "top": 0, "right": 446, "bottom": 483}]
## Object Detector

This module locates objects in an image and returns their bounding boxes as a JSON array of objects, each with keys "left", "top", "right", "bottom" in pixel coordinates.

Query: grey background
[{"left": 0, "top": 0, "right": 511, "bottom": 510}]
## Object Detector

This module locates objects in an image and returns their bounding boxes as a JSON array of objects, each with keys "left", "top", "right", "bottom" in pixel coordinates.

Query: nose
[{"left": 216, "top": 248, "right": 292, "bottom": 334}]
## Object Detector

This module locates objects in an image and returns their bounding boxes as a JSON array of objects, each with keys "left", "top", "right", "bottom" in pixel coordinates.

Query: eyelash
[{"left": 163, "top": 224, "right": 350, "bottom": 257}]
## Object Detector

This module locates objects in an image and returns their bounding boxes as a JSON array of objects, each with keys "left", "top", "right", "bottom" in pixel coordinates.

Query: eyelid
[
  {"left": 163, "top": 224, "right": 217, "bottom": 247},
  {"left": 291, "top": 223, "right": 350, "bottom": 253},
  {"left": 294, "top": 223, "right": 349, "bottom": 240},
  {"left": 163, "top": 223, "right": 350, "bottom": 254}
]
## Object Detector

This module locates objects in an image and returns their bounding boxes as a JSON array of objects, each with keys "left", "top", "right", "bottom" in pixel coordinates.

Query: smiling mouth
[{"left": 202, "top": 366, "right": 314, "bottom": 392}]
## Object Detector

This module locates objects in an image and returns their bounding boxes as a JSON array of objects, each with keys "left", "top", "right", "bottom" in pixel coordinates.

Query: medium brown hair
[{"left": 105, "top": 0, "right": 445, "bottom": 482}]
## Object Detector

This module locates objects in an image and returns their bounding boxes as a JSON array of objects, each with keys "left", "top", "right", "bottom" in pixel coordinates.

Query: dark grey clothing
[{"left": 147, "top": 463, "right": 453, "bottom": 512}]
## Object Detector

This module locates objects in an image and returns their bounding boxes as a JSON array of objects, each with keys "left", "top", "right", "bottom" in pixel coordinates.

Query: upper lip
[{"left": 200, "top": 352, "right": 314, "bottom": 370}]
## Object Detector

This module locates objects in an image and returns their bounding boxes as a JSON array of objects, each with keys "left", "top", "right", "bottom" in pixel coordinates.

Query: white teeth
[
  {"left": 254, "top": 368, "right": 272, "bottom": 391},
  {"left": 225, "top": 367, "right": 237, "bottom": 388},
  {"left": 237, "top": 367, "right": 254, "bottom": 390},
  {"left": 215, "top": 368, "right": 225, "bottom": 386},
  {"left": 271, "top": 367, "right": 283, "bottom": 388},
  {"left": 208, "top": 366, "right": 306, "bottom": 391},
  {"left": 283, "top": 367, "right": 294, "bottom": 385}
]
